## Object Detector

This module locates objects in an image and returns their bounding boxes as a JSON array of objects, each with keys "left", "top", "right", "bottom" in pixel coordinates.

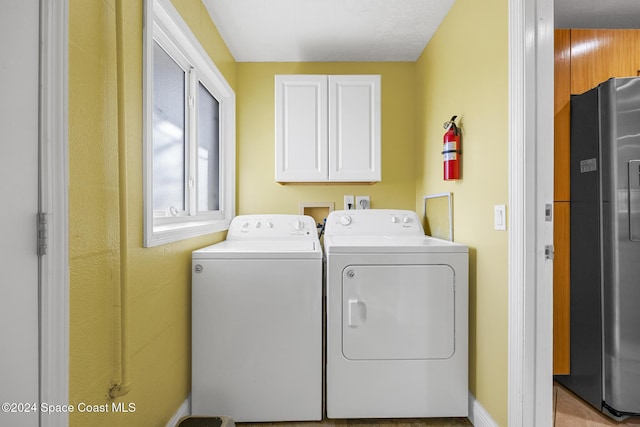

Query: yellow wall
[
  {"left": 415, "top": 0, "right": 509, "bottom": 424},
  {"left": 68, "top": 0, "right": 235, "bottom": 425},
  {"left": 236, "top": 63, "right": 417, "bottom": 215}
]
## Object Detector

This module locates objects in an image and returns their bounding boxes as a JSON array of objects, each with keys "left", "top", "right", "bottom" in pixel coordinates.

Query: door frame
[
  {"left": 508, "top": 0, "right": 555, "bottom": 425},
  {"left": 35, "top": 0, "right": 553, "bottom": 425},
  {"left": 39, "top": 1, "right": 69, "bottom": 426}
]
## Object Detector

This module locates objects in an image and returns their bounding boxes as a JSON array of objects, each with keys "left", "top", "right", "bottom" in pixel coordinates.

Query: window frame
[{"left": 143, "top": 0, "right": 235, "bottom": 247}]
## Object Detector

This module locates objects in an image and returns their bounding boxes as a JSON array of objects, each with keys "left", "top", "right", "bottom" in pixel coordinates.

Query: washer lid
[
  {"left": 193, "top": 240, "right": 322, "bottom": 259},
  {"left": 324, "top": 235, "right": 468, "bottom": 254}
]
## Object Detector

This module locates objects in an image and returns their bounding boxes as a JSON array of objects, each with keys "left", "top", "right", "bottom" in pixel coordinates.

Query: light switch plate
[{"left": 494, "top": 204, "right": 507, "bottom": 231}]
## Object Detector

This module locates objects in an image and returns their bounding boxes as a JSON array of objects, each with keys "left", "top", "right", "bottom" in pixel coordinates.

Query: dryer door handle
[{"left": 348, "top": 299, "right": 367, "bottom": 327}]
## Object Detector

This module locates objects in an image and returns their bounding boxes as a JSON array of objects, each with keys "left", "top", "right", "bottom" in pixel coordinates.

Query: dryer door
[{"left": 342, "top": 264, "right": 455, "bottom": 360}]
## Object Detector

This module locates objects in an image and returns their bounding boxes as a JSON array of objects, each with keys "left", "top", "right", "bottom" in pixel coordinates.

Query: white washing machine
[
  {"left": 324, "top": 209, "right": 469, "bottom": 418},
  {"left": 191, "top": 214, "right": 322, "bottom": 422}
]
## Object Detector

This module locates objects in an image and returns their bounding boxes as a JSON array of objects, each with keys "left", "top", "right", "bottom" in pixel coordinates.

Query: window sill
[{"left": 144, "top": 217, "right": 230, "bottom": 247}]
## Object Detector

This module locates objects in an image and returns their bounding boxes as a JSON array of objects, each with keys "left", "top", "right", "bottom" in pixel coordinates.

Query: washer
[
  {"left": 324, "top": 209, "right": 469, "bottom": 418},
  {"left": 191, "top": 214, "right": 322, "bottom": 422}
]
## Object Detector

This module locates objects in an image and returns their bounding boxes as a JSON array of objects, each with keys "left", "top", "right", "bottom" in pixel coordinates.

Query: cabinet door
[
  {"left": 328, "top": 75, "right": 381, "bottom": 182},
  {"left": 553, "top": 202, "right": 570, "bottom": 374},
  {"left": 570, "top": 29, "right": 640, "bottom": 96},
  {"left": 275, "top": 75, "right": 328, "bottom": 182}
]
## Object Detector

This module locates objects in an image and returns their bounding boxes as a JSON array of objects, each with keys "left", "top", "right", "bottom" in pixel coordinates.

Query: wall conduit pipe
[{"left": 109, "top": 0, "right": 131, "bottom": 399}]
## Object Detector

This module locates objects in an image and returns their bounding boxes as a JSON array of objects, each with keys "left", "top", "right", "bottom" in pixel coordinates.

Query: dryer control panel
[
  {"left": 325, "top": 209, "right": 425, "bottom": 236},
  {"left": 227, "top": 214, "right": 317, "bottom": 239}
]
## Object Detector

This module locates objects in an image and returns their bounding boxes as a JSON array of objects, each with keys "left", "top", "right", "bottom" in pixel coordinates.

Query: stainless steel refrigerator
[{"left": 556, "top": 77, "right": 640, "bottom": 420}]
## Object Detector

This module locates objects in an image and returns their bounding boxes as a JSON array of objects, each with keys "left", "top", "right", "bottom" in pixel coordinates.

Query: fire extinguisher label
[
  {"left": 444, "top": 152, "right": 457, "bottom": 161},
  {"left": 444, "top": 141, "right": 457, "bottom": 152}
]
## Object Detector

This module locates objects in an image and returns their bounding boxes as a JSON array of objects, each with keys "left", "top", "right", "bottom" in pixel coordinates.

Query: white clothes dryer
[
  {"left": 191, "top": 214, "right": 322, "bottom": 422},
  {"left": 324, "top": 209, "right": 469, "bottom": 418}
]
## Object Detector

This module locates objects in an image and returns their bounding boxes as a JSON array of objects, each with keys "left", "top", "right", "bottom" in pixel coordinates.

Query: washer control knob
[
  {"left": 402, "top": 216, "right": 410, "bottom": 224},
  {"left": 255, "top": 222, "right": 262, "bottom": 228},
  {"left": 293, "top": 220, "right": 304, "bottom": 231},
  {"left": 390, "top": 216, "right": 399, "bottom": 223},
  {"left": 242, "top": 222, "right": 250, "bottom": 228},
  {"left": 265, "top": 221, "right": 273, "bottom": 228},
  {"left": 340, "top": 215, "right": 352, "bottom": 226}
]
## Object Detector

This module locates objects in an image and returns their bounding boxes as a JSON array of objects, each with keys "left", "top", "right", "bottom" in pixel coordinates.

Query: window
[{"left": 144, "top": 0, "right": 235, "bottom": 247}]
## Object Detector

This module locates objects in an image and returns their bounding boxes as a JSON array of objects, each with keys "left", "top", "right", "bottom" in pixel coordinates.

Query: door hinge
[
  {"left": 37, "top": 212, "right": 48, "bottom": 256},
  {"left": 544, "top": 244, "right": 554, "bottom": 260}
]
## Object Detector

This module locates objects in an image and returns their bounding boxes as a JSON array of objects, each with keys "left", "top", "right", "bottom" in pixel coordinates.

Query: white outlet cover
[
  {"left": 344, "top": 195, "right": 355, "bottom": 210},
  {"left": 356, "top": 195, "right": 370, "bottom": 209}
]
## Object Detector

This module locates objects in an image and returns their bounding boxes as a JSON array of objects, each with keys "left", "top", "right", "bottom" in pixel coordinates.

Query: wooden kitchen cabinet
[
  {"left": 554, "top": 29, "right": 571, "bottom": 374},
  {"left": 570, "top": 30, "right": 640, "bottom": 96},
  {"left": 553, "top": 29, "right": 640, "bottom": 375},
  {"left": 275, "top": 74, "right": 381, "bottom": 183},
  {"left": 555, "top": 29, "right": 571, "bottom": 203}
]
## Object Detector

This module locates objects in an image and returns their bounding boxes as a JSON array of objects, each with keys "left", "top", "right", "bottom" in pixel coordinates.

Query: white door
[
  {"left": 328, "top": 75, "right": 381, "bottom": 182},
  {"left": 342, "top": 264, "right": 455, "bottom": 360},
  {"left": 275, "top": 75, "right": 328, "bottom": 182},
  {"left": 0, "top": 1, "right": 40, "bottom": 426}
]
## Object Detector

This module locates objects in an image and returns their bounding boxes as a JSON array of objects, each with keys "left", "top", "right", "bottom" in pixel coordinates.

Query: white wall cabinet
[{"left": 275, "top": 74, "right": 381, "bottom": 182}]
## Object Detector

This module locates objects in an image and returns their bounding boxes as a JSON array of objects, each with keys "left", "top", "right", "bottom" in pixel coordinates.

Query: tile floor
[{"left": 554, "top": 382, "right": 640, "bottom": 426}]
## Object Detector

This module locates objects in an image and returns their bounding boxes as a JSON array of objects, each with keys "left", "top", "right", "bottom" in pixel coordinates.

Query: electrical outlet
[
  {"left": 344, "top": 195, "right": 355, "bottom": 210},
  {"left": 356, "top": 195, "right": 370, "bottom": 210}
]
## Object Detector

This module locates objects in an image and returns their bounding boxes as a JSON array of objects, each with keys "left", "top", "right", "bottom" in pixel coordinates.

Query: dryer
[
  {"left": 192, "top": 214, "right": 322, "bottom": 422},
  {"left": 324, "top": 209, "right": 469, "bottom": 418}
]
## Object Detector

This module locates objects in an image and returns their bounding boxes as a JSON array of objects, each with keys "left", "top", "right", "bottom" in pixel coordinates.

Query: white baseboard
[
  {"left": 166, "top": 395, "right": 191, "bottom": 427},
  {"left": 168, "top": 392, "right": 496, "bottom": 427},
  {"left": 468, "top": 392, "right": 499, "bottom": 427}
]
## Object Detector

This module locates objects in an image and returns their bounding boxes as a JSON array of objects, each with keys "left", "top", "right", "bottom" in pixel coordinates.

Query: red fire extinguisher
[{"left": 442, "top": 115, "right": 461, "bottom": 180}]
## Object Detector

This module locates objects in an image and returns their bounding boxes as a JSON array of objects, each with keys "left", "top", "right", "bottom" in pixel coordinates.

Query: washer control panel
[
  {"left": 326, "top": 209, "right": 424, "bottom": 236},
  {"left": 228, "top": 214, "right": 317, "bottom": 239}
]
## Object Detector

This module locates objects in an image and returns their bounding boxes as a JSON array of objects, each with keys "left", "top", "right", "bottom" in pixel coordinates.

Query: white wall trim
[
  {"left": 169, "top": 395, "right": 495, "bottom": 427},
  {"left": 39, "top": 0, "right": 69, "bottom": 426},
  {"left": 507, "top": 0, "right": 528, "bottom": 422},
  {"left": 468, "top": 393, "right": 499, "bottom": 427},
  {"left": 166, "top": 395, "right": 191, "bottom": 427},
  {"left": 507, "top": 0, "right": 555, "bottom": 426},
  {"left": 532, "top": 0, "right": 555, "bottom": 425}
]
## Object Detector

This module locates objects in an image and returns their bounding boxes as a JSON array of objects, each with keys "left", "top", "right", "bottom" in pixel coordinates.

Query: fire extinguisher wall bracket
[{"left": 442, "top": 115, "right": 461, "bottom": 180}]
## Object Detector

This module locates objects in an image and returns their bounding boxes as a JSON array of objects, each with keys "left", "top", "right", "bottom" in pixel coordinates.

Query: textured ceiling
[
  {"left": 202, "top": 0, "right": 456, "bottom": 62},
  {"left": 555, "top": 0, "right": 640, "bottom": 29},
  {"left": 202, "top": 0, "right": 640, "bottom": 63}
]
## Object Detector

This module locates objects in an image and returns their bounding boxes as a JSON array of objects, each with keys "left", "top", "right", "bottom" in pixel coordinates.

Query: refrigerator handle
[{"left": 628, "top": 160, "right": 640, "bottom": 242}]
